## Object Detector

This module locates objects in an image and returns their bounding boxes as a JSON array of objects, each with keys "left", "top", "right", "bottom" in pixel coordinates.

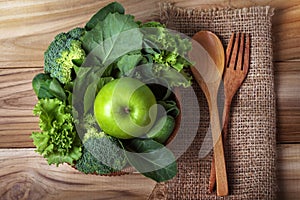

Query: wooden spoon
[{"left": 189, "top": 31, "right": 228, "bottom": 196}]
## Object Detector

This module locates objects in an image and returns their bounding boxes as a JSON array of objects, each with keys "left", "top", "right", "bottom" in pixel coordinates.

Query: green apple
[{"left": 94, "top": 77, "right": 157, "bottom": 139}]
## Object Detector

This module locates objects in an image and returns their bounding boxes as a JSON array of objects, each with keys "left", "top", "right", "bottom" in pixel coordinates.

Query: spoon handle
[
  {"left": 208, "top": 99, "right": 232, "bottom": 193},
  {"left": 209, "top": 99, "right": 228, "bottom": 196}
]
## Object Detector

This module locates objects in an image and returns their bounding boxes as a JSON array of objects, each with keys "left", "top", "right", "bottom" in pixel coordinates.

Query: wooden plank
[
  {"left": 0, "top": 144, "right": 298, "bottom": 199},
  {"left": 272, "top": 4, "right": 300, "bottom": 61},
  {"left": 278, "top": 144, "right": 300, "bottom": 200},
  {"left": 0, "top": 0, "right": 161, "bottom": 68},
  {"left": 0, "top": 148, "right": 156, "bottom": 200},
  {"left": 275, "top": 62, "right": 300, "bottom": 143},
  {"left": 0, "top": 68, "right": 41, "bottom": 147},
  {"left": 0, "top": 0, "right": 300, "bottom": 69}
]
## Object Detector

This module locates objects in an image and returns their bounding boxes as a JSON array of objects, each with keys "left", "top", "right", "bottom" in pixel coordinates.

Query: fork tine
[
  {"left": 226, "top": 33, "right": 235, "bottom": 68},
  {"left": 229, "top": 33, "right": 240, "bottom": 70},
  {"left": 237, "top": 33, "right": 245, "bottom": 70},
  {"left": 243, "top": 33, "right": 251, "bottom": 72}
]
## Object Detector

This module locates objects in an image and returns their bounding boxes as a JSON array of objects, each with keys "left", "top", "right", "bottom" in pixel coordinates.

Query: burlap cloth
[{"left": 149, "top": 3, "right": 277, "bottom": 200}]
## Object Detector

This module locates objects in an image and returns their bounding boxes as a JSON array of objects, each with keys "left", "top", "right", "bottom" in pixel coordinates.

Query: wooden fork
[{"left": 208, "top": 32, "right": 251, "bottom": 193}]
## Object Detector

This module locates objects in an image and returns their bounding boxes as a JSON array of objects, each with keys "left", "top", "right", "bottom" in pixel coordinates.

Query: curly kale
[
  {"left": 141, "top": 22, "right": 192, "bottom": 72},
  {"left": 75, "top": 128, "right": 127, "bottom": 175},
  {"left": 44, "top": 27, "right": 86, "bottom": 84},
  {"left": 31, "top": 98, "right": 82, "bottom": 166},
  {"left": 133, "top": 22, "right": 192, "bottom": 88}
]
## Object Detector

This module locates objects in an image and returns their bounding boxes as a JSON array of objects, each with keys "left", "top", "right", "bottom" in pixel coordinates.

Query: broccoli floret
[
  {"left": 75, "top": 130, "right": 127, "bottom": 175},
  {"left": 44, "top": 27, "right": 86, "bottom": 84},
  {"left": 83, "top": 113, "right": 99, "bottom": 131}
]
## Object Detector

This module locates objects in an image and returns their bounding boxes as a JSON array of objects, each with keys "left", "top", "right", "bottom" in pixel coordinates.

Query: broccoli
[
  {"left": 75, "top": 129, "right": 127, "bottom": 175},
  {"left": 83, "top": 113, "right": 98, "bottom": 131},
  {"left": 44, "top": 27, "right": 86, "bottom": 84}
]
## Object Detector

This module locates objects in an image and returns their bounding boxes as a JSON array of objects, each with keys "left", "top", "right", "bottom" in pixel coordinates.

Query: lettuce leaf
[{"left": 31, "top": 98, "right": 82, "bottom": 166}]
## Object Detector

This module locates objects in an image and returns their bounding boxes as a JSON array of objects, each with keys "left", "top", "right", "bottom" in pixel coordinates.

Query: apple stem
[{"left": 124, "top": 107, "right": 131, "bottom": 114}]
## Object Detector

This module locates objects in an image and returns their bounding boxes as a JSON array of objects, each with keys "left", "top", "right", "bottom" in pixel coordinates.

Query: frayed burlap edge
[
  {"left": 149, "top": 3, "right": 277, "bottom": 200},
  {"left": 159, "top": 2, "right": 274, "bottom": 24}
]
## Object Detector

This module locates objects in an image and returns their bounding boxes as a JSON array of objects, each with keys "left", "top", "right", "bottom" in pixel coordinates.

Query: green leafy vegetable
[
  {"left": 83, "top": 76, "right": 114, "bottom": 115},
  {"left": 85, "top": 2, "right": 125, "bottom": 31},
  {"left": 131, "top": 64, "right": 191, "bottom": 88},
  {"left": 116, "top": 51, "right": 143, "bottom": 76},
  {"left": 122, "top": 138, "right": 177, "bottom": 182},
  {"left": 82, "top": 12, "right": 143, "bottom": 66},
  {"left": 138, "top": 22, "right": 192, "bottom": 88},
  {"left": 158, "top": 100, "right": 180, "bottom": 118},
  {"left": 31, "top": 98, "right": 82, "bottom": 166},
  {"left": 141, "top": 22, "right": 192, "bottom": 72},
  {"left": 32, "top": 73, "right": 66, "bottom": 101},
  {"left": 152, "top": 64, "right": 191, "bottom": 88}
]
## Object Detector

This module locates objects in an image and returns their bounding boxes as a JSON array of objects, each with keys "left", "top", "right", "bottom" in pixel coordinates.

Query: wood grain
[
  {"left": 0, "top": 149, "right": 156, "bottom": 200},
  {"left": 0, "top": 68, "right": 40, "bottom": 147},
  {"left": 0, "top": 0, "right": 299, "bottom": 199},
  {"left": 272, "top": 3, "right": 300, "bottom": 61},
  {"left": 0, "top": 0, "right": 160, "bottom": 68},
  {"left": 275, "top": 62, "right": 300, "bottom": 143},
  {"left": 190, "top": 31, "right": 228, "bottom": 196},
  {"left": 278, "top": 144, "right": 300, "bottom": 200},
  {"left": 0, "top": 0, "right": 299, "bottom": 69},
  {"left": 0, "top": 144, "right": 298, "bottom": 199}
]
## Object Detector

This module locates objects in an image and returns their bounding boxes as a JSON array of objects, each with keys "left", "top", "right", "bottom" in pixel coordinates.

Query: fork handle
[
  {"left": 222, "top": 101, "right": 232, "bottom": 141},
  {"left": 208, "top": 100, "right": 232, "bottom": 193}
]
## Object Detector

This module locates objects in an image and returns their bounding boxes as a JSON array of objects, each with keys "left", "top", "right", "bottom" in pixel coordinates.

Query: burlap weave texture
[{"left": 149, "top": 3, "right": 277, "bottom": 200}]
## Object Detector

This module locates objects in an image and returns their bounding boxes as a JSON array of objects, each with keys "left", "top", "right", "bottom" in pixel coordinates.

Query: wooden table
[{"left": 0, "top": 0, "right": 299, "bottom": 199}]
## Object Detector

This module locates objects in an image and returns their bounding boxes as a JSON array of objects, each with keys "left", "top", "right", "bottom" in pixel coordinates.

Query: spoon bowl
[{"left": 189, "top": 31, "right": 228, "bottom": 196}]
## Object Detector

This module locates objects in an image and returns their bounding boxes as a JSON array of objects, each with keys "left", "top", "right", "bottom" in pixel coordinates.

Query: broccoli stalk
[
  {"left": 75, "top": 119, "right": 127, "bottom": 174},
  {"left": 44, "top": 27, "right": 86, "bottom": 84}
]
